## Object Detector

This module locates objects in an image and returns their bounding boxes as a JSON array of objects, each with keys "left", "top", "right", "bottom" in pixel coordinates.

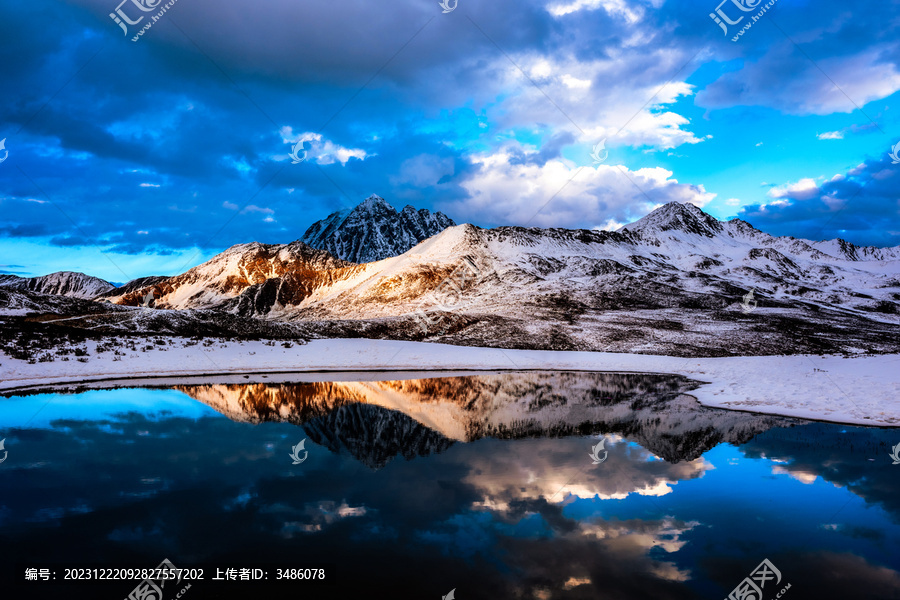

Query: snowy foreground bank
[{"left": 1, "top": 338, "right": 898, "bottom": 427}]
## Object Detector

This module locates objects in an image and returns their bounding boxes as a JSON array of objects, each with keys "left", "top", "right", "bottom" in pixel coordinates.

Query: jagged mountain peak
[
  {"left": 725, "top": 217, "right": 763, "bottom": 236},
  {"left": 300, "top": 195, "right": 456, "bottom": 263},
  {"left": 624, "top": 202, "right": 724, "bottom": 238},
  {"left": 352, "top": 194, "right": 394, "bottom": 216}
]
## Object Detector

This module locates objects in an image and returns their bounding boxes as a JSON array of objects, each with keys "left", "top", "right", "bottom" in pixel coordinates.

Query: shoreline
[{"left": 1, "top": 338, "right": 898, "bottom": 427}]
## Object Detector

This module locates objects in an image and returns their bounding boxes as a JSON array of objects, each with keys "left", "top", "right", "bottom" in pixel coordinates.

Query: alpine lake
[{"left": 1, "top": 371, "right": 898, "bottom": 599}]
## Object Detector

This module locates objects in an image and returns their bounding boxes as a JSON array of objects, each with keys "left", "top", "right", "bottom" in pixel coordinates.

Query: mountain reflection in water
[
  {"left": 174, "top": 372, "right": 795, "bottom": 467},
  {"left": 1, "top": 371, "right": 898, "bottom": 599}
]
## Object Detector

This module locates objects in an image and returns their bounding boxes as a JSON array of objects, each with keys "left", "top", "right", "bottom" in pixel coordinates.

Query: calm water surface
[{"left": 1, "top": 371, "right": 898, "bottom": 599}]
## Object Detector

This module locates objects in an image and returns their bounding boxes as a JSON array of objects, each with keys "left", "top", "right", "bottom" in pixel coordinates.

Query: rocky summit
[{"left": 299, "top": 194, "right": 456, "bottom": 263}]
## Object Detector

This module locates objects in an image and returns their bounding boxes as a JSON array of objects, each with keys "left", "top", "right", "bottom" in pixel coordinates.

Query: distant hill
[{"left": 0, "top": 271, "right": 114, "bottom": 299}]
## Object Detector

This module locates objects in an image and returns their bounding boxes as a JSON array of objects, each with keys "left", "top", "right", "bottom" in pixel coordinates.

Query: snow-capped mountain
[
  {"left": 300, "top": 194, "right": 456, "bottom": 263},
  {"left": 0, "top": 271, "right": 114, "bottom": 299},
  {"left": 31, "top": 201, "right": 900, "bottom": 356},
  {"left": 625, "top": 202, "right": 900, "bottom": 262}
]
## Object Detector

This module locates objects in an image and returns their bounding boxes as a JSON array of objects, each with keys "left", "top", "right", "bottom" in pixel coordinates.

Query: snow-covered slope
[
  {"left": 0, "top": 286, "right": 118, "bottom": 317},
  {"left": 0, "top": 271, "right": 114, "bottom": 299},
  {"left": 286, "top": 203, "right": 899, "bottom": 353},
  {"left": 620, "top": 203, "right": 900, "bottom": 314},
  {"left": 300, "top": 194, "right": 456, "bottom": 263},
  {"left": 271, "top": 206, "right": 900, "bottom": 323},
  {"left": 101, "top": 201, "right": 900, "bottom": 355},
  {"left": 627, "top": 202, "right": 900, "bottom": 263}
]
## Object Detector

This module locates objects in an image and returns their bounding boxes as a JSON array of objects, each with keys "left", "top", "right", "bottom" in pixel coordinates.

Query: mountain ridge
[{"left": 4, "top": 200, "right": 900, "bottom": 357}]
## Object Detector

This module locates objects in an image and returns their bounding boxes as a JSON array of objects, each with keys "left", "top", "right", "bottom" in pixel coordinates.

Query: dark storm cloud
[
  {"left": 0, "top": 0, "right": 490, "bottom": 250},
  {"left": 2, "top": 0, "right": 900, "bottom": 259},
  {"left": 100, "top": 0, "right": 556, "bottom": 87},
  {"left": 3, "top": 0, "right": 696, "bottom": 256},
  {"left": 737, "top": 153, "right": 900, "bottom": 247}
]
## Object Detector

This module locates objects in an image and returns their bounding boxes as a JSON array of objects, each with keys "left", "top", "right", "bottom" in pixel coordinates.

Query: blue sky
[{"left": 1, "top": 0, "right": 899, "bottom": 281}]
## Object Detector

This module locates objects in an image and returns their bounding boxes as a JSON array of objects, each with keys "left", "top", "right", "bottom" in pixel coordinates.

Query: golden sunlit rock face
[{"left": 111, "top": 241, "right": 363, "bottom": 310}]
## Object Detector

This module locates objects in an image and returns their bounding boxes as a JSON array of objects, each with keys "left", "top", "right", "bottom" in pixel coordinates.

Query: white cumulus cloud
[{"left": 450, "top": 146, "right": 715, "bottom": 228}]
